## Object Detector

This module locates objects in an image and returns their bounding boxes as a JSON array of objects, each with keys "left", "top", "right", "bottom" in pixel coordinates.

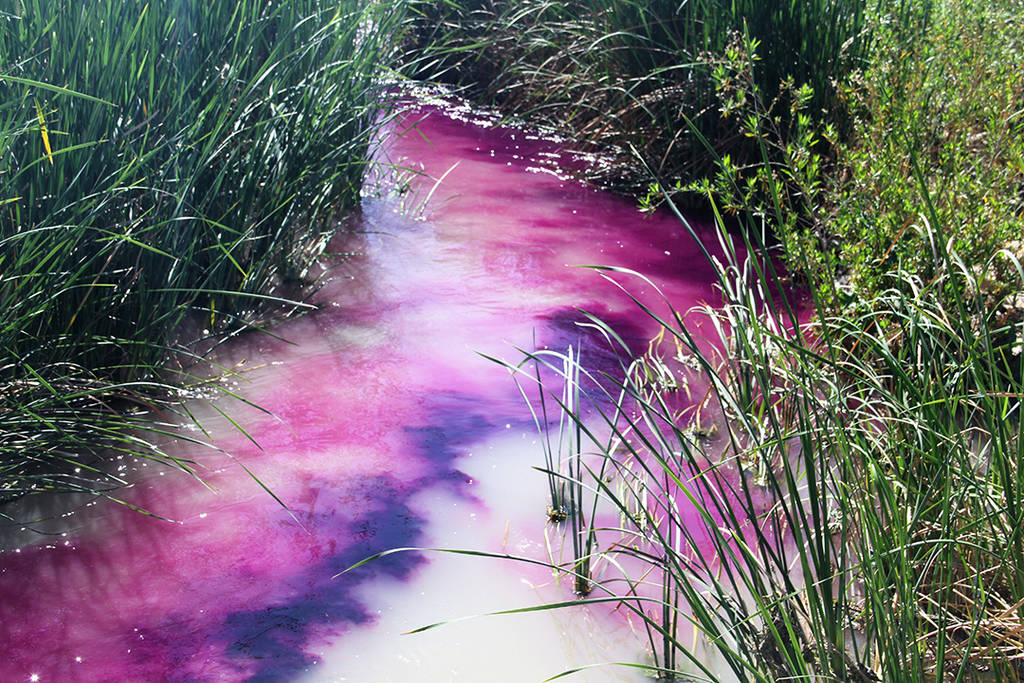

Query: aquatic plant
[
  {"left": 501, "top": 343, "right": 573, "bottom": 523},
  {"left": 405, "top": 0, "right": 1022, "bottom": 316},
  {"left": 496, "top": 343, "right": 604, "bottom": 595},
  {"left": 491, "top": 192, "right": 1022, "bottom": 680},
  {"left": 0, "top": 0, "right": 409, "bottom": 505}
]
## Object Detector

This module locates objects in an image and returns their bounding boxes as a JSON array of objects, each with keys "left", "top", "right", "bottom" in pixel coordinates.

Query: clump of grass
[
  {"left": 0, "top": 0, "right": 410, "bottom": 505},
  {"left": 498, "top": 200, "right": 1022, "bottom": 680},
  {"left": 404, "top": 0, "right": 874, "bottom": 197},
  {"left": 497, "top": 343, "right": 606, "bottom": 595}
]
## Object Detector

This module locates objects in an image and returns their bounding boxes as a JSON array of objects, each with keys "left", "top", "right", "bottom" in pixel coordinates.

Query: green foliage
[
  {"left": 405, "top": 0, "right": 873, "bottom": 195},
  {"left": 831, "top": 0, "right": 1024, "bottom": 307},
  {"left": 0, "top": 0, "right": 408, "bottom": 503},
  {"left": 482, "top": 212, "right": 1023, "bottom": 681},
  {"left": 688, "top": 31, "right": 841, "bottom": 294},
  {"left": 687, "top": 0, "right": 1023, "bottom": 330}
]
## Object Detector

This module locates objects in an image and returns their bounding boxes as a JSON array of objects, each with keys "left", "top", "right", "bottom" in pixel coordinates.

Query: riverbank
[{"left": 404, "top": 0, "right": 1024, "bottom": 679}]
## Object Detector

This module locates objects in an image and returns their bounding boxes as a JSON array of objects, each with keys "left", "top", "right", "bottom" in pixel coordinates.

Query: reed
[
  {"left": 0, "top": 0, "right": 409, "bottom": 504},
  {"left": 403, "top": 0, "right": 875, "bottom": 195},
  {"left": 487, "top": 194, "right": 1021, "bottom": 680},
  {"left": 496, "top": 344, "right": 605, "bottom": 595}
]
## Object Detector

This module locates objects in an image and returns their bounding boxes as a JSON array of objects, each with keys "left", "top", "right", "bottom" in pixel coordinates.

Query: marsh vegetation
[
  {"left": 402, "top": 0, "right": 1024, "bottom": 679},
  {"left": 1, "top": 0, "right": 407, "bottom": 504},
  {"left": 3, "top": 0, "right": 1023, "bottom": 680}
]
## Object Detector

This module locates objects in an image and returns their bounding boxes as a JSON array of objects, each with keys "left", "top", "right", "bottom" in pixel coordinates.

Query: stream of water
[{"left": 0, "top": 98, "right": 735, "bottom": 682}]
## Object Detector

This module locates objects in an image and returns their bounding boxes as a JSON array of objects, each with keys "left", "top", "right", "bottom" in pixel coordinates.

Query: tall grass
[
  {"left": 355, "top": 0, "right": 1024, "bottom": 679},
  {"left": 404, "top": 0, "right": 875, "bottom": 195},
  {"left": 483, "top": 199, "right": 1021, "bottom": 680},
  {"left": 0, "top": 0, "right": 409, "bottom": 505}
]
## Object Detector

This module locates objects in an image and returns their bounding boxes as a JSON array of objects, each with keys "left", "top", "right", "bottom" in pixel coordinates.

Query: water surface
[{"left": 0, "top": 99, "right": 733, "bottom": 682}]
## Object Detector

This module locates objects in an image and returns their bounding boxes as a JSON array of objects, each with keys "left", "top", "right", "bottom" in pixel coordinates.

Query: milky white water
[{"left": 0, "top": 98, "right": 745, "bottom": 681}]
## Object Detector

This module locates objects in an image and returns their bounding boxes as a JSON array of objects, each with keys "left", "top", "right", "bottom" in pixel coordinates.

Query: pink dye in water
[{"left": 0, "top": 102, "right": 753, "bottom": 681}]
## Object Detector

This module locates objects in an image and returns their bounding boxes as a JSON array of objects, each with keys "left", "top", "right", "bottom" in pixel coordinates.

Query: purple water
[{"left": 0, "top": 102, "right": 746, "bottom": 681}]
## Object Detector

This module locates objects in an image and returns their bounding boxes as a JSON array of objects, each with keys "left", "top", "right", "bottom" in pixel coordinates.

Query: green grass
[
  {"left": 404, "top": 0, "right": 874, "bottom": 196},
  {"left": 0, "top": 0, "right": 409, "bottom": 505},
  {"left": 475, "top": 203, "right": 1022, "bottom": 681},
  {"left": 395, "top": 0, "right": 1024, "bottom": 679}
]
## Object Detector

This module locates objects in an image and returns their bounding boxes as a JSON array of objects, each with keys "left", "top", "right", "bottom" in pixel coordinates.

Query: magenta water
[{"left": 0, "top": 102, "right": 742, "bottom": 682}]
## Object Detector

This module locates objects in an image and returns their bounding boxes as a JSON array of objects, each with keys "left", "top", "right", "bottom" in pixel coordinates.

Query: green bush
[
  {"left": 830, "top": 0, "right": 1024, "bottom": 306},
  {"left": 687, "top": 0, "right": 1023, "bottom": 338}
]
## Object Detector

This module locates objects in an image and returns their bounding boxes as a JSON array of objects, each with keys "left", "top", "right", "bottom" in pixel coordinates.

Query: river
[{"left": 0, "top": 95, "right": 734, "bottom": 682}]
